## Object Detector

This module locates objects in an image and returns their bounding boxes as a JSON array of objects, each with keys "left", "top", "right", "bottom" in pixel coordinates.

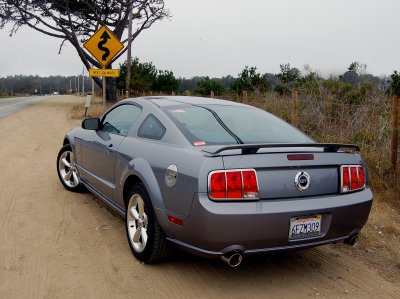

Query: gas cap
[{"left": 165, "top": 165, "right": 178, "bottom": 187}]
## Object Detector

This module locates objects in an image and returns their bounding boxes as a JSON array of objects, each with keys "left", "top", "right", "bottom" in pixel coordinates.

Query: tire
[
  {"left": 125, "top": 183, "right": 171, "bottom": 263},
  {"left": 56, "top": 144, "right": 85, "bottom": 192}
]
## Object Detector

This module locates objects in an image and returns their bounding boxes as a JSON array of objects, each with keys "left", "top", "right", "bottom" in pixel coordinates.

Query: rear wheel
[
  {"left": 57, "top": 144, "right": 85, "bottom": 192},
  {"left": 125, "top": 183, "right": 171, "bottom": 263}
]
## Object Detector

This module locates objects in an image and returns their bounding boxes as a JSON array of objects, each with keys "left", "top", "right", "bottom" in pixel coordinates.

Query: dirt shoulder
[{"left": 0, "top": 96, "right": 399, "bottom": 298}]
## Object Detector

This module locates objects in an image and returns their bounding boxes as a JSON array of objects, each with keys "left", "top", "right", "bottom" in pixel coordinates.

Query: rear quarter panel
[{"left": 113, "top": 100, "right": 225, "bottom": 221}]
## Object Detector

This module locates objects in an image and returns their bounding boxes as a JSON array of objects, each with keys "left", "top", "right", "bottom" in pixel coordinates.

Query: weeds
[
  {"left": 71, "top": 96, "right": 110, "bottom": 119},
  {"left": 241, "top": 86, "right": 398, "bottom": 206}
]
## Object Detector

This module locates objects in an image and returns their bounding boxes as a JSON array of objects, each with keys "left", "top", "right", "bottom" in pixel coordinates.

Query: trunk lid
[{"left": 203, "top": 145, "right": 361, "bottom": 199}]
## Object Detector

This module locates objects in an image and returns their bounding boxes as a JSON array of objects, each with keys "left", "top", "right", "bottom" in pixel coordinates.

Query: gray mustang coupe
[{"left": 57, "top": 96, "right": 372, "bottom": 267}]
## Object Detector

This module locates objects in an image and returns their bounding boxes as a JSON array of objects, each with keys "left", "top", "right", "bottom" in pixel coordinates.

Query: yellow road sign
[
  {"left": 89, "top": 68, "right": 120, "bottom": 77},
  {"left": 84, "top": 26, "right": 124, "bottom": 67}
]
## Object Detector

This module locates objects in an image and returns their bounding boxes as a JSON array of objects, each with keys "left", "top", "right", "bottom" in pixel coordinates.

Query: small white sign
[{"left": 85, "top": 94, "right": 92, "bottom": 108}]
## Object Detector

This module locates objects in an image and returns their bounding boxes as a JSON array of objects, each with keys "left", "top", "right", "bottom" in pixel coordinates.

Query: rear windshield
[{"left": 164, "top": 104, "right": 313, "bottom": 145}]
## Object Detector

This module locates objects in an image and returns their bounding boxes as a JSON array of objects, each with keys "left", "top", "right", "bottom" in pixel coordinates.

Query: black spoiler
[{"left": 202, "top": 143, "right": 360, "bottom": 155}]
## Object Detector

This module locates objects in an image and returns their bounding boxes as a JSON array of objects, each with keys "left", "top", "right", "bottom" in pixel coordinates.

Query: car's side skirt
[{"left": 80, "top": 179, "right": 126, "bottom": 217}]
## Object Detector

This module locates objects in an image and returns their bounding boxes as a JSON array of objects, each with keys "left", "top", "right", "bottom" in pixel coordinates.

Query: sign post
[
  {"left": 85, "top": 94, "right": 92, "bottom": 116},
  {"left": 83, "top": 26, "right": 124, "bottom": 103},
  {"left": 391, "top": 95, "right": 399, "bottom": 171}
]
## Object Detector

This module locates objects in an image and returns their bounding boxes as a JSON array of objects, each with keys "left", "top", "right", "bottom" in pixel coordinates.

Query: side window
[
  {"left": 138, "top": 114, "right": 166, "bottom": 140},
  {"left": 102, "top": 104, "right": 141, "bottom": 136}
]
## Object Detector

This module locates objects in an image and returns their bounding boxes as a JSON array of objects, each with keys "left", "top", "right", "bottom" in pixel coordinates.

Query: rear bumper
[
  {"left": 161, "top": 188, "right": 373, "bottom": 258},
  {"left": 167, "top": 234, "right": 355, "bottom": 259}
]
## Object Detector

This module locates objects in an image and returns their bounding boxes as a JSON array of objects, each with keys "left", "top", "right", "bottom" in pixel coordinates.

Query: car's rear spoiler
[{"left": 202, "top": 143, "right": 360, "bottom": 155}]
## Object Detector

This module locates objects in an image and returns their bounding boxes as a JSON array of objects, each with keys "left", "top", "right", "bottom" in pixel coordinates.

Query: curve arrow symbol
[{"left": 98, "top": 30, "right": 111, "bottom": 61}]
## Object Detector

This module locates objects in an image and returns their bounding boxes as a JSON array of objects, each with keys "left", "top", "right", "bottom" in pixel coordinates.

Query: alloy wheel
[
  {"left": 58, "top": 150, "right": 79, "bottom": 188},
  {"left": 127, "top": 193, "right": 148, "bottom": 253}
]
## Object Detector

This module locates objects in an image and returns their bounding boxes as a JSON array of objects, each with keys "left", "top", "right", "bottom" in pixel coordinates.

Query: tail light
[
  {"left": 208, "top": 169, "right": 259, "bottom": 200},
  {"left": 340, "top": 165, "right": 365, "bottom": 193}
]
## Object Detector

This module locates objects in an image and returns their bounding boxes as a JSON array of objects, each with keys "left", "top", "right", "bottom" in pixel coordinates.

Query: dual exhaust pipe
[
  {"left": 220, "top": 251, "right": 243, "bottom": 267},
  {"left": 221, "top": 234, "right": 359, "bottom": 267},
  {"left": 344, "top": 234, "right": 359, "bottom": 247}
]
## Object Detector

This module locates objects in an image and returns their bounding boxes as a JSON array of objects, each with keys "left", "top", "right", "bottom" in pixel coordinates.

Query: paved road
[{"left": 0, "top": 95, "right": 52, "bottom": 119}]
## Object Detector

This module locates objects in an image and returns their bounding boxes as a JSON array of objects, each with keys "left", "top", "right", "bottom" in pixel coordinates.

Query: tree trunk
[{"left": 105, "top": 77, "right": 117, "bottom": 103}]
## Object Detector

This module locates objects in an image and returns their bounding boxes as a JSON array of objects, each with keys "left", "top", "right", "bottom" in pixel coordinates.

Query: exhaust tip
[
  {"left": 345, "top": 234, "right": 359, "bottom": 247},
  {"left": 221, "top": 251, "right": 243, "bottom": 267}
]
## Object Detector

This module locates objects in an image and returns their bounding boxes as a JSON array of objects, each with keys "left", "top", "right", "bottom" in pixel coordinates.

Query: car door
[{"left": 80, "top": 104, "right": 142, "bottom": 200}]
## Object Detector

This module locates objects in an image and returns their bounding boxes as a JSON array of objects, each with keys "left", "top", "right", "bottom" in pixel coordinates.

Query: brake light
[
  {"left": 342, "top": 166, "right": 350, "bottom": 192},
  {"left": 340, "top": 165, "right": 365, "bottom": 193},
  {"left": 208, "top": 169, "right": 259, "bottom": 200},
  {"left": 226, "top": 171, "right": 243, "bottom": 198},
  {"left": 358, "top": 167, "right": 365, "bottom": 189},
  {"left": 209, "top": 171, "right": 226, "bottom": 199}
]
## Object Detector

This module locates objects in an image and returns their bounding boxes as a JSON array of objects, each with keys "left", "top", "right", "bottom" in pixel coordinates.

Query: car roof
[{"left": 126, "top": 96, "right": 251, "bottom": 108}]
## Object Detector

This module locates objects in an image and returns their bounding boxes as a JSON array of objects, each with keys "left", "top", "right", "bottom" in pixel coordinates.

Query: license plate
[{"left": 289, "top": 214, "right": 322, "bottom": 239}]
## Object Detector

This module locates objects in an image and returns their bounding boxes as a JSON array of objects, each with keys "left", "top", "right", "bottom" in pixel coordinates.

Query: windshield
[{"left": 164, "top": 104, "right": 313, "bottom": 146}]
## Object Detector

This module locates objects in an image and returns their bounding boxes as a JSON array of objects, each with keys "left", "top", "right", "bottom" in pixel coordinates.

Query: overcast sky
[{"left": 0, "top": 0, "right": 399, "bottom": 78}]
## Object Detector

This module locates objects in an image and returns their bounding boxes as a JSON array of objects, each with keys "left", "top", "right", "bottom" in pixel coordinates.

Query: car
[{"left": 56, "top": 96, "right": 373, "bottom": 267}]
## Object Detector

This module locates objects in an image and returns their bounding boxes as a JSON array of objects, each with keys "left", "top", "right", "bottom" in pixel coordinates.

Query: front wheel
[
  {"left": 57, "top": 144, "right": 85, "bottom": 192},
  {"left": 125, "top": 183, "right": 171, "bottom": 263}
]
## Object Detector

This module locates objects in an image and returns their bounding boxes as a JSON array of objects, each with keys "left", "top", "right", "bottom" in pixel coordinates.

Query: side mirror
[{"left": 82, "top": 118, "right": 101, "bottom": 130}]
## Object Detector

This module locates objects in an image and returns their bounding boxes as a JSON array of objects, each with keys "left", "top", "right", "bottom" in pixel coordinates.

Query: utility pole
[
  {"left": 82, "top": 67, "right": 85, "bottom": 96},
  {"left": 92, "top": 77, "right": 95, "bottom": 98},
  {"left": 125, "top": 0, "right": 133, "bottom": 98},
  {"left": 77, "top": 75, "right": 80, "bottom": 96}
]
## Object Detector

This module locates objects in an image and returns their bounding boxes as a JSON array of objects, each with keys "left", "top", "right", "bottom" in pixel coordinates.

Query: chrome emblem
[{"left": 295, "top": 171, "right": 310, "bottom": 192}]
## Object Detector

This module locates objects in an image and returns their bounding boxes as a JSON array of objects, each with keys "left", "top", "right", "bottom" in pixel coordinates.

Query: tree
[
  {"left": 274, "top": 63, "right": 302, "bottom": 95},
  {"left": 126, "top": 58, "right": 158, "bottom": 93},
  {"left": 178, "top": 76, "right": 203, "bottom": 92},
  {"left": 342, "top": 62, "right": 367, "bottom": 86},
  {"left": 276, "top": 64, "right": 301, "bottom": 84},
  {"left": 231, "top": 66, "right": 269, "bottom": 94},
  {"left": 0, "top": 0, "right": 169, "bottom": 102},
  {"left": 117, "top": 57, "right": 179, "bottom": 94},
  {"left": 348, "top": 61, "right": 367, "bottom": 75},
  {"left": 195, "top": 76, "right": 224, "bottom": 96},
  {"left": 154, "top": 70, "right": 180, "bottom": 94},
  {"left": 390, "top": 71, "right": 400, "bottom": 97}
]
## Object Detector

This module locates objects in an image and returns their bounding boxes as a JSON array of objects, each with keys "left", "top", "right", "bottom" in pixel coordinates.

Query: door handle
[{"left": 107, "top": 143, "right": 115, "bottom": 154}]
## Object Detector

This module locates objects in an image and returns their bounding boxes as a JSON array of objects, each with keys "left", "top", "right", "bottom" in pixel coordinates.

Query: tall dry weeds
[{"left": 242, "top": 88, "right": 398, "bottom": 205}]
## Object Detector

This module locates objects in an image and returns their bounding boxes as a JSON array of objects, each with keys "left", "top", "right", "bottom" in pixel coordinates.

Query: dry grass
[
  {"left": 238, "top": 90, "right": 399, "bottom": 208},
  {"left": 0, "top": 94, "right": 21, "bottom": 99},
  {"left": 70, "top": 95, "right": 110, "bottom": 119}
]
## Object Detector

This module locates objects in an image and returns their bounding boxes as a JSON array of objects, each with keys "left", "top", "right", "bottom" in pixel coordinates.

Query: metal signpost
[
  {"left": 83, "top": 26, "right": 124, "bottom": 104},
  {"left": 85, "top": 94, "right": 91, "bottom": 116}
]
